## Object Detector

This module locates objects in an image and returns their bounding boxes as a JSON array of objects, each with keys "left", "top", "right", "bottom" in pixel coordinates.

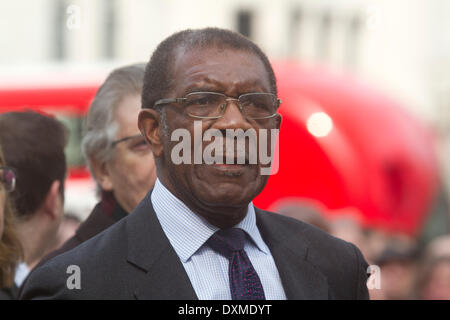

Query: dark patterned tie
[{"left": 207, "top": 228, "right": 266, "bottom": 300}]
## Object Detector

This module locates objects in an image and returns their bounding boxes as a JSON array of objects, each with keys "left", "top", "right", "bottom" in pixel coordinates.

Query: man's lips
[
  {"left": 212, "top": 163, "right": 245, "bottom": 169},
  {"left": 209, "top": 163, "right": 247, "bottom": 176},
  {"left": 212, "top": 153, "right": 250, "bottom": 165},
  {"left": 206, "top": 154, "right": 249, "bottom": 172}
]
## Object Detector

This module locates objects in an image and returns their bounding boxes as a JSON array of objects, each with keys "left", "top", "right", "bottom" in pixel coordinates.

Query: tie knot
[{"left": 207, "top": 228, "right": 246, "bottom": 258}]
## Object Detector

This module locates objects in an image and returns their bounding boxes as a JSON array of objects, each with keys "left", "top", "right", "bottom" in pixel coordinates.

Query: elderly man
[
  {"left": 32, "top": 63, "right": 157, "bottom": 267},
  {"left": 21, "top": 28, "right": 369, "bottom": 300}
]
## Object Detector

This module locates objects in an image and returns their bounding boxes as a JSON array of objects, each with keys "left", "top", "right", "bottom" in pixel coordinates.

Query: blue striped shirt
[{"left": 151, "top": 178, "right": 287, "bottom": 300}]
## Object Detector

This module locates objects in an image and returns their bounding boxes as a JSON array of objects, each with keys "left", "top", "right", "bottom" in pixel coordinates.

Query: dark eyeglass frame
[
  {"left": 111, "top": 134, "right": 143, "bottom": 147},
  {"left": 151, "top": 91, "right": 281, "bottom": 120},
  {"left": 0, "top": 166, "right": 16, "bottom": 193}
]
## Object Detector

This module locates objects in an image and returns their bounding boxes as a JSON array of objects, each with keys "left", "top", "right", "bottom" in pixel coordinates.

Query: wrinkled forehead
[{"left": 169, "top": 45, "right": 271, "bottom": 94}]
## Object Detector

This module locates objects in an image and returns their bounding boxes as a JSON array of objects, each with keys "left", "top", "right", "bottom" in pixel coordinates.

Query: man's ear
[
  {"left": 138, "top": 109, "right": 164, "bottom": 157},
  {"left": 89, "top": 158, "right": 113, "bottom": 191},
  {"left": 42, "top": 180, "right": 63, "bottom": 220}
]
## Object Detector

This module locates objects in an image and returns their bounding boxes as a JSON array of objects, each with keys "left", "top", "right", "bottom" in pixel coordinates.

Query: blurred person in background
[
  {"left": 362, "top": 228, "right": 391, "bottom": 265},
  {"left": 0, "top": 147, "right": 22, "bottom": 300},
  {"left": 328, "top": 208, "right": 368, "bottom": 261},
  {"left": 276, "top": 201, "right": 330, "bottom": 233},
  {"left": 55, "top": 214, "right": 81, "bottom": 247},
  {"left": 415, "top": 235, "right": 450, "bottom": 299},
  {"left": 0, "top": 111, "right": 67, "bottom": 288},
  {"left": 419, "top": 257, "right": 450, "bottom": 299},
  {"left": 43, "top": 213, "right": 81, "bottom": 255},
  {"left": 422, "top": 234, "right": 450, "bottom": 259},
  {"left": 370, "top": 238, "right": 419, "bottom": 300},
  {"left": 34, "top": 63, "right": 157, "bottom": 267}
]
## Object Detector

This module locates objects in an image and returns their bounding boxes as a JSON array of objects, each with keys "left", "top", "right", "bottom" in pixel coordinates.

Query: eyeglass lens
[{"left": 184, "top": 92, "right": 276, "bottom": 119}]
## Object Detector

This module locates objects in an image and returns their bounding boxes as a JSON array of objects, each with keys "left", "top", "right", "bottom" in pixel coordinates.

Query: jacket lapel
[
  {"left": 255, "top": 208, "right": 329, "bottom": 299},
  {"left": 126, "top": 192, "right": 198, "bottom": 300},
  {"left": 124, "top": 191, "right": 328, "bottom": 300}
]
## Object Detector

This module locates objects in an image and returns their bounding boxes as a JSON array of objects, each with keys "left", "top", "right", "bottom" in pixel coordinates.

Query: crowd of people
[
  {"left": 273, "top": 202, "right": 450, "bottom": 299},
  {"left": 0, "top": 27, "right": 449, "bottom": 300}
]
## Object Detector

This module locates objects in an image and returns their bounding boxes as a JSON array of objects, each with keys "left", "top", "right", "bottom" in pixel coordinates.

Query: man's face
[
  {"left": 423, "top": 260, "right": 450, "bottom": 300},
  {"left": 99, "top": 94, "right": 157, "bottom": 213},
  {"left": 145, "top": 47, "right": 281, "bottom": 226}
]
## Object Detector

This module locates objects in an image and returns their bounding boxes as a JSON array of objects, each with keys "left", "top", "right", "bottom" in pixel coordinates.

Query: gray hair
[{"left": 82, "top": 63, "right": 146, "bottom": 186}]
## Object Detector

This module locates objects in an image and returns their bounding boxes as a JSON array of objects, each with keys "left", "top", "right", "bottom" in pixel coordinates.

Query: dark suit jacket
[{"left": 20, "top": 191, "right": 369, "bottom": 300}]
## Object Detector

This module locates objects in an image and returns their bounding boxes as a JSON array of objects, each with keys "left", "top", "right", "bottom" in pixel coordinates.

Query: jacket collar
[
  {"left": 126, "top": 191, "right": 198, "bottom": 300},
  {"left": 151, "top": 178, "right": 270, "bottom": 264}
]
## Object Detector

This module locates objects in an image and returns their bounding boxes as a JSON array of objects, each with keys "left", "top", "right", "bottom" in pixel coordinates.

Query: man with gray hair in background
[{"left": 28, "top": 63, "right": 157, "bottom": 268}]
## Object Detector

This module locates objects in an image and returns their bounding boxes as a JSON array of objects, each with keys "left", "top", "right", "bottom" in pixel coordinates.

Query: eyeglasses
[
  {"left": 111, "top": 134, "right": 151, "bottom": 154},
  {"left": 0, "top": 166, "right": 16, "bottom": 193},
  {"left": 152, "top": 92, "right": 281, "bottom": 120},
  {"left": 111, "top": 134, "right": 143, "bottom": 147}
]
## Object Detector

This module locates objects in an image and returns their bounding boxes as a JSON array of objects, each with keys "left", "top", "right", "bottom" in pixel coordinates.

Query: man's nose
[{"left": 212, "top": 99, "right": 253, "bottom": 131}]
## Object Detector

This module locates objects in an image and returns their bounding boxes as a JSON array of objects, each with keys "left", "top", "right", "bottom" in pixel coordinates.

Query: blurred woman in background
[
  {"left": 0, "top": 146, "right": 22, "bottom": 299},
  {"left": 415, "top": 235, "right": 450, "bottom": 300}
]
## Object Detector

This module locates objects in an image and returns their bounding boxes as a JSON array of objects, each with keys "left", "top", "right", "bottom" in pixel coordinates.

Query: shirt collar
[
  {"left": 14, "top": 262, "right": 30, "bottom": 287},
  {"left": 151, "top": 178, "right": 269, "bottom": 263}
]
